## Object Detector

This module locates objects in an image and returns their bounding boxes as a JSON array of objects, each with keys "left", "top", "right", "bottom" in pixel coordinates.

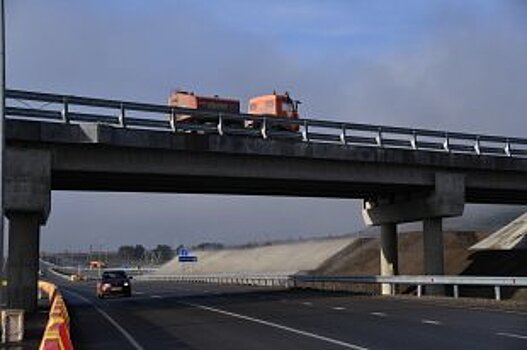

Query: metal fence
[
  {"left": 136, "top": 273, "right": 292, "bottom": 288},
  {"left": 6, "top": 89, "right": 527, "bottom": 158},
  {"left": 136, "top": 273, "right": 527, "bottom": 301}
]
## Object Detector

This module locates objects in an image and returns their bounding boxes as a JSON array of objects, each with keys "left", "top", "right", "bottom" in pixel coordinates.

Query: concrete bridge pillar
[
  {"left": 380, "top": 223, "right": 398, "bottom": 295},
  {"left": 6, "top": 212, "right": 41, "bottom": 313},
  {"left": 5, "top": 147, "right": 51, "bottom": 313},
  {"left": 363, "top": 173, "right": 465, "bottom": 296},
  {"left": 423, "top": 217, "right": 444, "bottom": 295}
]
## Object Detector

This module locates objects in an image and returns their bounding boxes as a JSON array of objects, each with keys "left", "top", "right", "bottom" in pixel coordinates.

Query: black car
[{"left": 96, "top": 270, "right": 132, "bottom": 298}]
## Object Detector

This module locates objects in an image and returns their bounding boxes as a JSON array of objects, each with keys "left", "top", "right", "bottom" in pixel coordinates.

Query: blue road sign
[{"left": 178, "top": 256, "right": 197, "bottom": 263}]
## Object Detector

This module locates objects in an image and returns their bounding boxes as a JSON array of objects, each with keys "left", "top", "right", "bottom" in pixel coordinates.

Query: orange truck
[
  {"left": 168, "top": 90, "right": 242, "bottom": 127},
  {"left": 168, "top": 90, "right": 300, "bottom": 132}
]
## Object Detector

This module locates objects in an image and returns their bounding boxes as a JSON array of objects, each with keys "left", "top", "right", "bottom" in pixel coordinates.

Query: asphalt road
[{"left": 44, "top": 272, "right": 527, "bottom": 350}]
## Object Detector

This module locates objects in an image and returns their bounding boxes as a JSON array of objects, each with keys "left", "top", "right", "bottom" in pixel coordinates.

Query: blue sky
[{"left": 7, "top": 0, "right": 527, "bottom": 251}]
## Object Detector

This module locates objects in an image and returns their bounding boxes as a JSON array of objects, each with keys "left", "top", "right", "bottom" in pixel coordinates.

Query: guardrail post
[
  {"left": 376, "top": 127, "right": 383, "bottom": 148},
  {"left": 494, "top": 286, "right": 501, "bottom": 301},
  {"left": 443, "top": 133, "right": 450, "bottom": 152},
  {"left": 302, "top": 120, "right": 309, "bottom": 142},
  {"left": 169, "top": 108, "right": 177, "bottom": 132},
  {"left": 453, "top": 285, "right": 459, "bottom": 299},
  {"left": 119, "top": 103, "right": 126, "bottom": 127},
  {"left": 411, "top": 131, "right": 418, "bottom": 150},
  {"left": 340, "top": 124, "right": 347, "bottom": 145},
  {"left": 217, "top": 113, "right": 224, "bottom": 136},
  {"left": 61, "top": 98, "right": 69, "bottom": 123},
  {"left": 417, "top": 284, "right": 422, "bottom": 297},
  {"left": 504, "top": 139, "right": 511, "bottom": 157},
  {"left": 261, "top": 117, "right": 268, "bottom": 139},
  {"left": 474, "top": 136, "right": 481, "bottom": 155}
]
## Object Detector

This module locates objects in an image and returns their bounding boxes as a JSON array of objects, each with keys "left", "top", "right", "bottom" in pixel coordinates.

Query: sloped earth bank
[
  {"left": 311, "top": 231, "right": 527, "bottom": 301},
  {"left": 156, "top": 237, "right": 355, "bottom": 275}
]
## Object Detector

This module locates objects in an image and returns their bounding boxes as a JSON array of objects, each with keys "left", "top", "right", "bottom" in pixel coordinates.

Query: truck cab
[{"left": 248, "top": 92, "right": 301, "bottom": 132}]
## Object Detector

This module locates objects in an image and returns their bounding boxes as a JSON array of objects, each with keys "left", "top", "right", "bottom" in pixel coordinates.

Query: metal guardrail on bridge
[
  {"left": 5, "top": 89, "right": 527, "bottom": 158},
  {"left": 136, "top": 273, "right": 527, "bottom": 301}
]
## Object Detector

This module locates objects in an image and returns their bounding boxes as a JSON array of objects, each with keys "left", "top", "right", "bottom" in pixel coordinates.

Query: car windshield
[{"left": 102, "top": 271, "right": 127, "bottom": 279}]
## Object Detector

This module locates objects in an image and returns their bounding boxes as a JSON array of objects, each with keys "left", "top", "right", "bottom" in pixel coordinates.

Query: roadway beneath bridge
[{"left": 44, "top": 272, "right": 527, "bottom": 350}]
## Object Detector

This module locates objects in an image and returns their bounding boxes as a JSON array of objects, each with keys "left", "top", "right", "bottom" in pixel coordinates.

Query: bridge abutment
[
  {"left": 5, "top": 147, "right": 51, "bottom": 313},
  {"left": 363, "top": 173, "right": 465, "bottom": 296}
]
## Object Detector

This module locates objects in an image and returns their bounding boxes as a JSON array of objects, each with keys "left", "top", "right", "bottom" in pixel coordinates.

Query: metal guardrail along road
[
  {"left": 136, "top": 273, "right": 527, "bottom": 301},
  {"left": 6, "top": 89, "right": 527, "bottom": 158}
]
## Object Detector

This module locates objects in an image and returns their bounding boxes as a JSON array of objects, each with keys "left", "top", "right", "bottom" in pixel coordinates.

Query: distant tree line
[{"left": 117, "top": 244, "right": 174, "bottom": 264}]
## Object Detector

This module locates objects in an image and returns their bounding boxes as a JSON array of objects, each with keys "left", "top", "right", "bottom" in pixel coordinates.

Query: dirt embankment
[
  {"left": 312, "top": 231, "right": 527, "bottom": 301},
  {"left": 314, "top": 231, "right": 487, "bottom": 276}
]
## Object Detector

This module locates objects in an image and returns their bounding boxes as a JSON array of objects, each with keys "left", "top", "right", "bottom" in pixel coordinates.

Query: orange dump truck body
[
  {"left": 88, "top": 260, "right": 106, "bottom": 269},
  {"left": 168, "top": 90, "right": 240, "bottom": 124},
  {"left": 248, "top": 92, "right": 300, "bottom": 132}
]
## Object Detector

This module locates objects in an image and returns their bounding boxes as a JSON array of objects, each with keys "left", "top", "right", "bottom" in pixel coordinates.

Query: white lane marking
[
  {"left": 63, "top": 290, "right": 144, "bottom": 350},
  {"left": 370, "top": 312, "right": 387, "bottom": 317},
  {"left": 421, "top": 319, "right": 442, "bottom": 325},
  {"left": 302, "top": 302, "right": 313, "bottom": 306},
  {"left": 497, "top": 332, "right": 527, "bottom": 340},
  {"left": 333, "top": 307, "right": 346, "bottom": 311},
  {"left": 134, "top": 291, "right": 145, "bottom": 295},
  {"left": 185, "top": 302, "right": 368, "bottom": 350},
  {"left": 150, "top": 295, "right": 163, "bottom": 299}
]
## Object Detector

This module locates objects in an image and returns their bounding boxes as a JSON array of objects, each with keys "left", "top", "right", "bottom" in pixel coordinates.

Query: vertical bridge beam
[
  {"left": 6, "top": 212, "right": 41, "bottom": 312},
  {"left": 380, "top": 223, "right": 398, "bottom": 295},
  {"left": 5, "top": 147, "right": 51, "bottom": 313},
  {"left": 423, "top": 217, "right": 444, "bottom": 295}
]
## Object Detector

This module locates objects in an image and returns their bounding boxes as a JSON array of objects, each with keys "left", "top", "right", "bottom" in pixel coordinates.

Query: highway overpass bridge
[{"left": 4, "top": 89, "right": 527, "bottom": 311}]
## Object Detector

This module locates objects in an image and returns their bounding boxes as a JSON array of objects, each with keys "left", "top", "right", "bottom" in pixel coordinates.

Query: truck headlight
[{"left": 123, "top": 282, "right": 129, "bottom": 287}]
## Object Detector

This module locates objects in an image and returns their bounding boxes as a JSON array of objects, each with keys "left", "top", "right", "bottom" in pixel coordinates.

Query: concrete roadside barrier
[{"left": 38, "top": 281, "right": 74, "bottom": 350}]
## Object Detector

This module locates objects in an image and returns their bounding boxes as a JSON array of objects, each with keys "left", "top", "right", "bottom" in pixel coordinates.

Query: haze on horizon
[{"left": 7, "top": 0, "right": 527, "bottom": 251}]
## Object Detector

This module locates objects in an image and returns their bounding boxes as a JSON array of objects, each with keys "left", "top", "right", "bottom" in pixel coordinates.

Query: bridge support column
[
  {"left": 423, "top": 217, "right": 444, "bottom": 295},
  {"left": 380, "top": 223, "right": 398, "bottom": 295},
  {"left": 362, "top": 173, "right": 465, "bottom": 296},
  {"left": 6, "top": 212, "right": 41, "bottom": 313},
  {"left": 5, "top": 147, "right": 51, "bottom": 313}
]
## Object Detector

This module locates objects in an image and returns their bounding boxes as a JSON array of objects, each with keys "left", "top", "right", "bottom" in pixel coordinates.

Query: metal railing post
[
  {"left": 217, "top": 113, "right": 224, "bottom": 136},
  {"left": 302, "top": 120, "right": 309, "bottom": 142},
  {"left": 261, "top": 117, "right": 268, "bottom": 139},
  {"left": 119, "top": 103, "right": 126, "bottom": 127},
  {"left": 376, "top": 127, "right": 383, "bottom": 148},
  {"left": 494, "top": 286, "right": 501, "bottom": 301},
  {"left": 417, "top": 284, "right": 422, "bottom": 297},
  {"left": 504, "top": 139, "right": 512, "bottom": 157},
  {"left": 411, "top": 131, "right": 418, "bottom": 150},
  {"left": 61, "top": 97, "right": 69, "bottom": 123},
  {"left": 340, "top": 124, "right": 347, "bottom": 145},
  {"left": 169, "top": 108, "right": 177, "bottom": 132},
  {"left": 474, "top": 136, "right": 481, "bottom": 155},
  {"left": 443, "top": 133, "right": 450, "bottom": 152},
  {"left": 453, "top": 285, "right": 459, "bottom": 299}
]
